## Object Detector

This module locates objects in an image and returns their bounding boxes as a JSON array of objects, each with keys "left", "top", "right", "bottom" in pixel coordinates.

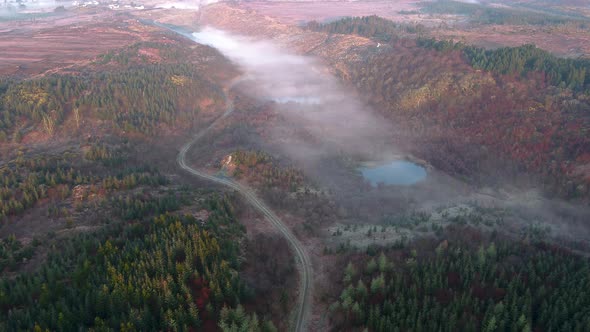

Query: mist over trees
[
  {"left": 1, "top": 6, "right": 590, "bottom": 332},
  {"left": 307, "top": 15, "right": 590, "bottom": 200}
]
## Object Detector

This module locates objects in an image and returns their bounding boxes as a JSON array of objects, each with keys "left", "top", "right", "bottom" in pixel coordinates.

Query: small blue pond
[{"left": 360, "top": 161, "right": 427, "bottom": 186}]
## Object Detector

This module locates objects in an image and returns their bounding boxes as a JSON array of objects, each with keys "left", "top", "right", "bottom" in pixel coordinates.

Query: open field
[
  {"left": 240, "top": 0, "right": 590, "bottom": 58},
  {"left": 0, "top": 9, "right": 158, "bottom": 77},
  {"left": 435, "top": 24, "right": 590, "bottom": 58},
  {"left": 240, "top": 0, "right": 424, "bottom": 25}
]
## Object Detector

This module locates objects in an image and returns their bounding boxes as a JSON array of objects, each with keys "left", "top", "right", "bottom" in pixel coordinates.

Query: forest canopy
[
  {"left": 308, "top": 15, "right": 590, "bottom": 91},
  {"left": 418, "top": 39, "right": 590, "bottom": 91},
  {"left": 0, "top": 196, "right": 277, "bottom": 331},
  {"left": 329, "top": 238, "right": 590, "bottom": 331}
]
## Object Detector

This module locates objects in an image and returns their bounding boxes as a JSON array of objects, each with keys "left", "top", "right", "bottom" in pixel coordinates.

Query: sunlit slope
[{"left": 196, "top": 3, "right": 590, "bottom": 200}]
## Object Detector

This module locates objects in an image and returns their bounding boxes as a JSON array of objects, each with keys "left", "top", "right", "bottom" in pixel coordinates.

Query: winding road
[{"left": 176, "top": 87, "right": 312, "bottom": 332}]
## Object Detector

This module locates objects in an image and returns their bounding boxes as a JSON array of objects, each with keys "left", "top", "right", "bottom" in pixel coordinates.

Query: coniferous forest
[
  {"left": 0, "top": 36, "right": 295, "bottom": 331},
  {"left": 1, "top": 5, "right": 590, "bottom": 332},
  {"left": 329, "top": 232, "right": 590, "bottom": 332},
  {"left": 417, "top": 39, "right": 590, "bottom": 91},
  {"left": 309, "top": 16, "right": 590, "bottom": 92},
  {"left": 1, "top": 196, "right": 277, "bottom": 332},
  {"left": 0, "top": 62, "right": 224, "bottom": 140}
]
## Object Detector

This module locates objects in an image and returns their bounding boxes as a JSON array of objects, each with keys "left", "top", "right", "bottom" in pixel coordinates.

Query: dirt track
[{"left": 176, "top": 83, "right": 313, "bottom": 332}]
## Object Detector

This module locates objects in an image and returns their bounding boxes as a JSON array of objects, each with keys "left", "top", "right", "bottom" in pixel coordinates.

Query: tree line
[
  {"left": 0, "top": 63, "right": 223, "bottom": 140},
  {"left": 417, "top": 39, "right": 590, "bottom": 91},
  {"left": 307, "top": 15, "right": 590, "bottom": 92},
  {"left": 306, "top": 15, "right": 424, "bottom": 42}
]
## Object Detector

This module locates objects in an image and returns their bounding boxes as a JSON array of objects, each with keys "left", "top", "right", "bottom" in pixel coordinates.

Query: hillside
[
  {"left": 0, "top": 13, "right": 298, "bottom": 330},
  {"left": 1, "top": 2, "right": 589, "bottom": 332},
  {"left": 201, "top": 3, "right": 590, "bottom": 201}
]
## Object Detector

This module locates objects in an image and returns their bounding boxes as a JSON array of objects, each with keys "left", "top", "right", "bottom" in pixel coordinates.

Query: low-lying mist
[
  {"left": 190, "top": 27, "right": 397, "bottom": 163},
  {"left": 187, "top": 26, "right": 590, "bottom": 247}
]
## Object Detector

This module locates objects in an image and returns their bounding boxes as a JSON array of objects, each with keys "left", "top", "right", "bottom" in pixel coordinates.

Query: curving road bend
[{"left": 176, "top": 87, "right": 312, "bottom": 332}]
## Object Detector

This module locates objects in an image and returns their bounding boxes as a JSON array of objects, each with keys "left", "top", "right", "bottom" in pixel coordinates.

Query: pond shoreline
[{"left": 359, "top": 158, "right": 428, "bottom": 187}]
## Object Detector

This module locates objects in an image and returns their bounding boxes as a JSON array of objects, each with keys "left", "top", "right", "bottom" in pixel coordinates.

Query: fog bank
[{"left": 190, "top": 27, "right": 395, "bottom": 161}]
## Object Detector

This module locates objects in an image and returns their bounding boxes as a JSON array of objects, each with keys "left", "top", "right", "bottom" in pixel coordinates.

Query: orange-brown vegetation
[
  {"left": 201, "top": 3, "right": 590, "bottom": 200},
  {"left": 435, "top": 23, "right": 590, "bottom": 58},
  {"left": 239, "top": 0, "right": 422, "bottom": 25},
  {"left": 0, "top": 10, "right": 160, "bottom": 77},
  {"left": 342, "top": 42, "right": 590, "bottom": 199},
  {"left": 235, "top": 1, "right": 590, "bottom": 59}
]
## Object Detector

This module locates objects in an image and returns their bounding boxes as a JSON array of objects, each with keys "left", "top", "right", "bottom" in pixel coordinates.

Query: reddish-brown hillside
[{"left": 200, "top": 3, "right": 590, "bottom": 200}]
